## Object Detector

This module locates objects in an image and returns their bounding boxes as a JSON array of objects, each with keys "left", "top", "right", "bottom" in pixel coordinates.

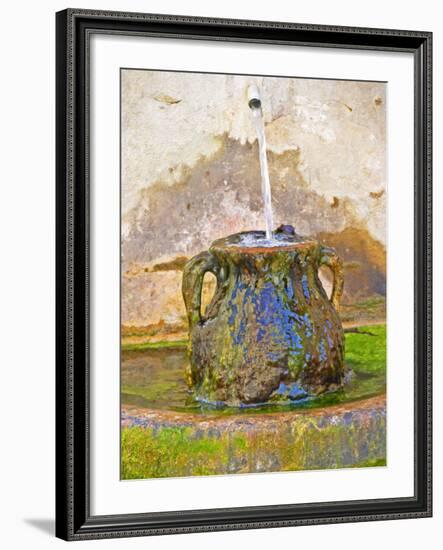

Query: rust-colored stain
[
  {"left": 316, "top": 226, "right": 386, "bottom": 301},
  {"left": 369, "top": 189, "right": 385, "bottom": 199},
  {"left": 331, "top": 196, "right": 340, "bottom": 208},
  {"left": 152, "top": 256, "right": 189, "bottom": 272}
]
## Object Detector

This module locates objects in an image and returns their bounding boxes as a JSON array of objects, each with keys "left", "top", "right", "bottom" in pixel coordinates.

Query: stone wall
[{"left": 121, "top": 70, "right": 386, "bottom": 332}]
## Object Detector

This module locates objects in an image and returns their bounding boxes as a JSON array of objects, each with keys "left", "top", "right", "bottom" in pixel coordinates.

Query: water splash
[
  {"left": 248, "top": 86, "right": 274, "bottom": 240},
  {"left": 229, "top": 232, "right": 303, "bottom": 248}
]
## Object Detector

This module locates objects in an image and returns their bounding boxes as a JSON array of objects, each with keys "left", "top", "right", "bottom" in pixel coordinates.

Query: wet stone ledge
[{"left": 121, "top": 395, "right": 386, "bottom": 478}]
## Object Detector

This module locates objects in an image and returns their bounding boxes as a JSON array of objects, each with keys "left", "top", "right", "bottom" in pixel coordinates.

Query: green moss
[
  {"left": 351, "top": 457, "right": 386, "bottom": 468},
  {"left": 121, "top": 426, "right": 228, "bottom": 479},
  {"left": 345, "top": 324, "right": 386, "bottom": 374},
  {"left": 231, "top": 434, "right": 248, "bottom": 452},
  {"left": 122, "top": 340, "right": 188, "bottom": 352}
]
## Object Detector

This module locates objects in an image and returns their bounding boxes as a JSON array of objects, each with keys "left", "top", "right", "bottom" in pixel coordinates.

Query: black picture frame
[{"left": 55, "top": 8, "right": 432, "bottom": 541}]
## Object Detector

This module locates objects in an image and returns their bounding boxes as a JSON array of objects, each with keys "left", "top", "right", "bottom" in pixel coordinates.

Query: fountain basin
[{"left": 121, "top": 395, "right": 386, "bottom": 478}]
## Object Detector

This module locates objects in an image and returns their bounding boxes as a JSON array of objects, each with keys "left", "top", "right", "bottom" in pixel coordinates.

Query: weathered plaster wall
[{"left": 121, "top": 70, "right": 386, "bottom": 330}]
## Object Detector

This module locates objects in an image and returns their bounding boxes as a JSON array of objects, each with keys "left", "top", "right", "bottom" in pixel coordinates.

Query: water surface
[{"left": 121, "top": 325, "right": 386, "bottom": 416}]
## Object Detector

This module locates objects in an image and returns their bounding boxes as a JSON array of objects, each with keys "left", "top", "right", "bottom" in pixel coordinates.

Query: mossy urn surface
[{"left": 182, "top": 227, "right": 345, "bottom": 406}]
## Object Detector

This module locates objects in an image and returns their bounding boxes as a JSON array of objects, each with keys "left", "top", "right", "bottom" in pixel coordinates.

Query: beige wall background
[{"left": 121, "top": 69, "right": 386, "bottom": 331}]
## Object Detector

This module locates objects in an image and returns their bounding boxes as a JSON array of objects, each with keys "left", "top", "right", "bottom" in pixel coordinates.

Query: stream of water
[{"left": 250, "top": 103, "right": 274, "bottom": 241}]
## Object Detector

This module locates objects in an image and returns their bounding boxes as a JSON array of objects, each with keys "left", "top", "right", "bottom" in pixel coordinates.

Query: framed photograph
[{"left": 55, "top": 8, "right": 432, "bottom": 540}]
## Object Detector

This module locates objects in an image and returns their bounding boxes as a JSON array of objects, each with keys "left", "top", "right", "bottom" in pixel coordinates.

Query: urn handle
[
  {"left": 319, "top": 246, "right": 344, "bottom": 310},
  {"left": 182, "top": 251, "right": 221, "bottom": 329}
]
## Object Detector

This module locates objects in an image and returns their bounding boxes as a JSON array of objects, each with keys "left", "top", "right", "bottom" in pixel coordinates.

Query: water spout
[{"left": 248, "top": 85, "right": 274, "bottom": 240}]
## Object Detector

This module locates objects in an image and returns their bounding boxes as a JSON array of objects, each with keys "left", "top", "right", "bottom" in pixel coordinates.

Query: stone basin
[
  {"left": 121, "top": 325, "right": 386, "bottom": 479},
  {"left": 122, "top": 395, "right": 386, "bottom": 478}
]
